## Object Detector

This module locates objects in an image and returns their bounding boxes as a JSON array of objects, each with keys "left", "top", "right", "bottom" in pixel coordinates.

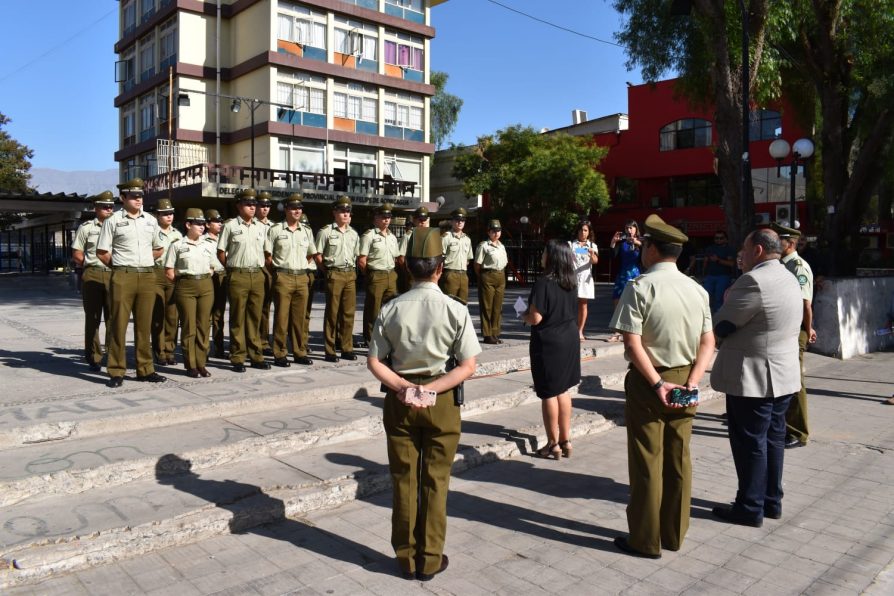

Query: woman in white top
[{"left": 570, "top": 221, "right": 598, "bottom": 341}]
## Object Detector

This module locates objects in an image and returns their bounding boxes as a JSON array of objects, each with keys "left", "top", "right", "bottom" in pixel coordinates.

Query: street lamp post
[{"left": 769, "top": 138, "right": 814, "bottom": 228}]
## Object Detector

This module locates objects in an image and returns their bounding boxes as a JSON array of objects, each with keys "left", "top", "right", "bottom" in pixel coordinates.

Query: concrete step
[
  {"left": 0, "top": 343, "right": 624, "bottom": 450},
  {"left": 0, "top": 348, "right": 721, "bottom": 587}
]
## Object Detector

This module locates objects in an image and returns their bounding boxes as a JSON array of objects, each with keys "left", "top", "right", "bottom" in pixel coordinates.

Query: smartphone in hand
[{"left": 668, "top": 387, "right": 699, "bottom": 407}]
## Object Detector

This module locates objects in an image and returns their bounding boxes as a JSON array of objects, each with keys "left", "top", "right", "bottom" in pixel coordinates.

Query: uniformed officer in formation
[
  {"left": 359, "top": 202, "right": 399, "bottom": 346},
  {"left": 608, "top": 214, "right": 714, "bottom": 559},
  {"left": 315, "top": 196, "right": 360, "bottom": 362},
  {"left": 265, "top": 193, "right": 316, "bottom": 367},
  {"left": 440, "top": 208, "right": 474, "bottom": 303},
  {"left": 300, "top": 212, "right": 316, "bottom": 352},
  {"left": 217, "top": 188, "right": 271, "bottom": 372},
  {"left": 396, "top": 206, "right": 429, "bottom": 294},
  {"left": 474, "top": 219, "right": 508, "bottom": 344},
  {"left": 203, "top": 209, "right": 227, "bottom": 358},
  {"left": 367, "top": 227, "right": 481, "bottom": 581},
  {"left": 256, "top": 191, "right": 275, "bottom": 354},
  {"left": 72, "top": 191, "right": 116, "bottom": 371},
  {"left": 152, "top": 198, "right": 182, "bottom": 365},
  {"left": 165, "top": 209, "right": 216, "bottom": 378},
  {"left": 96, "top": 178, "right": 166, "bottom": 388},
  {"left": 772, "top": 223, "right": 816, "bottom": 449}
]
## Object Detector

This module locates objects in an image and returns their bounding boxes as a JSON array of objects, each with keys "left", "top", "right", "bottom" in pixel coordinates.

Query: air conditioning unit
[
  {"left": 754, "top": 212, "right": 771, "bottom": 225},
  {"left": 775, "top": 204, "right": 791, "bottom": 224}
]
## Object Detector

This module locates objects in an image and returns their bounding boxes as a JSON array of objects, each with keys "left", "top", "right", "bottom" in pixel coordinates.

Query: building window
[
  {"left": 120, "top": 49, "right": 136, "bottom": 93},
  {"left": 277, "top": 3, "right": 326, "bottom": 60},
  {"left": 334, "top": 17, "right": 378, "bottom": 71},
  {"left": 276, "top": 72, "right": 326, "bottom": 127},
  {"left": 749, "top": 109, "right": 782, "bottom": 141},
  {"left": 659, "top": 118, "right": 712, "bottom": 151},
  {"left": 342, "top": 0, "right": 378, "bottom": 9},
  {"left": 123, "top": 104, "right": 137, "bottom": 147},
  {"left": 123, "top": 0, "right": 137, "bottom": 37},
  {"left": 333, "top": 144, "right": 377, "bottom": 191},
  {"left": 385, "top": 153, "right": 422, "bottom": 197},
  {"left": 140, "top": 0, "right": 155, "bottom": 23},
  {"left": 139, "top": 33, "right": 155, "bottom": 81},
  {"left": 139, "top": 93, "right": 156, "bottom": 142},
  {"left": 384, "top": 0, "right": 424, "bottom": 24},
  {"left": 333, "top": 81, "right": 378, "bottom": 135},
  {"left": 383, "top": 30, "right": 424, "bottom": 81},
  {"left": 614, "top": 177, "right": 637, "bottom": 204},
  {"left": 384, "top": 91, "right": 424, "bottom": 142},
  {"left": 668, "top": 175, "right": 722, "bottom": 207},
  {"left": 279, "top": 139, "right": 326, "bottom": 173},
  {"left": 159, "top": 19, "right": 177, "bottom": 72}
]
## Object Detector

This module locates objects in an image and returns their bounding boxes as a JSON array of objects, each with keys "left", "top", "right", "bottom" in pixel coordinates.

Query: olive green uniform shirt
[
  {"left": 442, "top": 231, "right": 473, "bottom": 270},
  {"left": 266, "top": 222, "right": 315, "bottom": 270},
  {"left": 217, "top": 218, "right": 266, "bottom": 268},
  {"left": 474, "top": 240, "right": 508, "bottom": 270},
  {"left": 781, "top": 250, "right": 814, "bottom": 302},
  {"left": 369, "top": 281, "right": 482, "bottom": 376},
  {"left": 154, "top": 226, "right": 183, "bottom": 267},
  {"left": 164, "top": 237, "right": 217, "bottom": 276},
  {"left": 201, "top": 235, "right": 225, "bottom": 272},
  {"left": 360, "top": 228, "right": 399, "bottom": 270},
  {"left": 73, "top": 219, "right": 111, "bottom": 270},
  {"left": 315, "top": 223, "right": 360, "bottom": 269},
  {"left": 398, "top": 230, "right": 413, "bottom": 257},
  {"left": 609, "top": 262, "right": 712, "bottom": 369},
  {"left": 96, "top": 209, "right": 162, "bottom": 267}
]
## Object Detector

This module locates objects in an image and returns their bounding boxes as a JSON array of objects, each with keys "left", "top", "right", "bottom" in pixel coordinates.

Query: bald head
[{"left": 740, "top": 229, "right": 782, "bottom": 272}]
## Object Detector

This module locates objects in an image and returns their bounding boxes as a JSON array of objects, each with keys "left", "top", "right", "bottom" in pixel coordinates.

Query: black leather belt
[
  {"left": 178, "top": 274, "right": 211, "bottom": 280},
  {"left": 113, "top": 266, "right": 154, "bottom": 273},
  {"left": 276, "top": 268, "right": 309, "bottom": 275}
]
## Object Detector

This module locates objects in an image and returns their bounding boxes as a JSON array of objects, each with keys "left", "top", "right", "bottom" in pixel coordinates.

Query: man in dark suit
[{"left": 711, "top": 228, "right": 803, "bottom": 527}]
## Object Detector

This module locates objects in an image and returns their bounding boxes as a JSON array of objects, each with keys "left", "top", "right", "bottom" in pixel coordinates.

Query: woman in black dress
[{"left": 522, "top": 239, "right": 581, "bottom": 459}]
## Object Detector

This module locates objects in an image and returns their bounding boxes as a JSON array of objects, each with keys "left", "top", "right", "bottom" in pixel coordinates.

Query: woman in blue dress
[{"left": 608, "top": 220, "right": 642, "bottom": 342}]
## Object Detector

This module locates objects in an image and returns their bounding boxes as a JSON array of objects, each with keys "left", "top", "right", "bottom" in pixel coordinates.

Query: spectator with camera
[{"left": 608, "top": 220, "right": 642, "bottom": 342}]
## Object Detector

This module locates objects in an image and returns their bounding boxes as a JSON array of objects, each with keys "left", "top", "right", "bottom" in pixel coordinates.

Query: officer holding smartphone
[{"left": 367, "top": 227, "right": 481, "bottom": 582}]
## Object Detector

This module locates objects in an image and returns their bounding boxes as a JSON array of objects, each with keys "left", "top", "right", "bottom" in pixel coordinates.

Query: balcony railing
[{"left": 145, "top": 163, "right": 418, "bottom": 198}]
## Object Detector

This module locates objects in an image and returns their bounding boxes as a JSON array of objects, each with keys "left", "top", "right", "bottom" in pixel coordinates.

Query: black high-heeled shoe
[
  {"left": 559, "top": 440, "right": 573, "bottom": 458},
  {"left": 536, "top": 442, "right": 561, "bottom": 460}
]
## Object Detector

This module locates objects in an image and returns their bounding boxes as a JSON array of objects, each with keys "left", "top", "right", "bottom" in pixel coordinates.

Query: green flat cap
[
  {"left": 257, "top": 191, "right": 273, "bottom": 205},
  {"left": 642, "top": 214, "right": 688, "bottom": 245},
  {"left": 414, "top": 206, "right": 429, "bottom": 218},
  {"left": 406, "top": 227, "right": 443, "bottom": 259},
  {"left": 93, "top": 191, "right": 115, "bottom": 205},
  {"left": 333, "top": 195, "right": 352, "bottom": 209},
  {"left": 452, "top": 207, "right": 468, "bottom": 219},
  {"left": 236, "top": 188, "right": 257, "bottom": 201},
  {"left": 299, "top": 214, "right": 310, "bottom": 225},
  {"left": 375, "top": 202, "right": 394, "bottom": 216},
  {"left": 285, "top": 193, "right": 304, "bottom": 207},
  {"left": 185, "top": 208, "right": 206, "bottom": 222},
  {"left": 770, "top": 222, "right": 801, "bottom": 239},
  {"left": 204, "top": 209, "right": 223, "bottom": 222},
  {"left": 156, "top": 198, "right": 175, "bottom": 213},
  {"left": 488, "top": 219, "right": 502, "bottom": 230},
  {"left": 117, "top": 178, "right": 144, "bottom": 193}
]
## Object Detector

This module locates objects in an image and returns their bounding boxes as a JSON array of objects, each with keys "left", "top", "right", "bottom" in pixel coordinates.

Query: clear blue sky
[{"left": 0, "top": 0, "right": 644, "bottom": 172}]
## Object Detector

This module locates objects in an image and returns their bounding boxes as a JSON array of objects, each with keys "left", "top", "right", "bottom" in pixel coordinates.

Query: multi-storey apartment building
[{"left": 114, "top": 0, "right": 446, "bottom": 216}]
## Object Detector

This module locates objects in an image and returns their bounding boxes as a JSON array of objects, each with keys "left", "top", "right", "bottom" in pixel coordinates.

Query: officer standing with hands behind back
[
  {"left": 440, "top": 208, "right": 474, "bottom": 303},
  {"left": 359, "top": 202, "right": 399, "bottom": 347},
  {"left": 367, "top": 227, "right": 481, "bottom": 582}
]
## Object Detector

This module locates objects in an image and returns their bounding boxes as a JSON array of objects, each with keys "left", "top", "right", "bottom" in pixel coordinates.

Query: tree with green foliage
[
  {"left": 0, "top": 112, "right": 34, "bottom": 229},
  {"left": 613, "top": 0, "right": 894, "bottom": 274},
  {"left": 430, "top": 71, "right": 463, "bottom": 150},
  {"left": 452, "top": 125, "right": 609, "bottom": 237}
]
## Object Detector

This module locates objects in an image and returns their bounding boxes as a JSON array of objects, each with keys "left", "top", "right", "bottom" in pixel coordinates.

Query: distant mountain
[{"left": 29, "top": 168, "right": 119, "bottom": 196}]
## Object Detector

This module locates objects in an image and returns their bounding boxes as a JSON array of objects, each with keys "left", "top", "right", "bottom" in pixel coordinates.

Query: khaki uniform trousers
[
  {"left": 273, "top": 272, "right": 311, "bottom": 359},
  {"left": 323, "top": 269, "right": 356, "bottom": 355},
  {"left": 81, "top": 267, "right": 111, "bottom": 365},
  {"left": 152, "top": 269, "right": 179, "bottom": 361},
  {"left": 210, "top": 271, "right": 228, "bottom": 355},
  {"left": 301, "top": 272, "right": 316, "bottom": 351},
  {"left": 227, "top": 270, "right": 265, "bottom": 365},
  {"left": 384, "top": 381, "right": 460, "bottom": 577},
  {"left": 785, "top": 330, "right": 810, "bottom": 443},
  {"left": 363, "top": 269, "right": 398, "bottom": 343},
  {"left": 260, "top": 268, "right": 274, "bottom": 351},
  {"left": 478, "top": 269, "right": 506, "bottom": 338},
  {"left": 624, "top": 364, "right": 696, "bottom": 556},
  {"left": 108, "top": 270, "right": 157, "bottom": 378},
  {"left": 175, "top": 278, "right": 213, "bottom": 369},
  {"left": 440, "top": 269, "right": 469, "bottom": 303}
]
